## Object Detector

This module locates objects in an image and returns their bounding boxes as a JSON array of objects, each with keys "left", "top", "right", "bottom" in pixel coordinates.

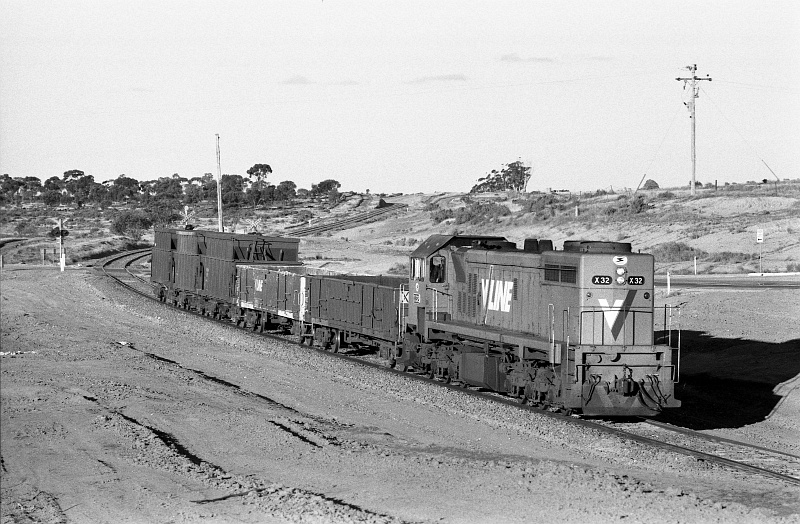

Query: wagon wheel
[
  {"left": 329, "top": 330, "right": 341, "bottom": 353},
  {"left": 517, "top": 388, "right": 529, "bottom": 405}
]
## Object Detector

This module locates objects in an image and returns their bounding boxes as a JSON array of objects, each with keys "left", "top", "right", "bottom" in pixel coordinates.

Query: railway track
[
  {"left": 98, "top": 248, "right": 154, "bottom": 296},
  {"left": 286, "top": 203, "right": 408, "bottom": 236},
  {"left": 596, "top": 418, "right": 800, "bottom": 486},
  {"left": 100, "top": 249, "right": 800, "bottom": 490}
]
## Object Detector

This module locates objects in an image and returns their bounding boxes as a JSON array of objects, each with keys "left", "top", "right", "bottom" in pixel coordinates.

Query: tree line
[{"left": 0, "top": 167, "right": 343, "bottom": 210}]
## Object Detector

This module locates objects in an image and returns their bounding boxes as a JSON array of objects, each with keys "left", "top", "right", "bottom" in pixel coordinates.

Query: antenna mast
[
  {"left": 676, "top": 64, "right": 712, "bottom": 196},
  {"left": 216, "top": 134, "right": 224, "bottom": 232}
]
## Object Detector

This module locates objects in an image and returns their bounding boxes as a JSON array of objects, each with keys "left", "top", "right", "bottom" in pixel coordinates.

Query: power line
[
  {"left": 698, "top": 86, "right": 781, "bottom": 182},
  {"left": 713, "top": 79, "right": 798, "bottom": 92},
  {"left": 636, "top": 104, "right": 683, "bottom": 191}
]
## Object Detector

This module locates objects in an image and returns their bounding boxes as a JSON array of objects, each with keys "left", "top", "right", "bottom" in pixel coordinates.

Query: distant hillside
[{"left": 1, "top": 184, "right": 798, "bottom": 274}]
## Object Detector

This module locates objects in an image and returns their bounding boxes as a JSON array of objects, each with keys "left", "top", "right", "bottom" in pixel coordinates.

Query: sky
[{"left": 1, "top": 1, "right": 798, "bottom": 194}]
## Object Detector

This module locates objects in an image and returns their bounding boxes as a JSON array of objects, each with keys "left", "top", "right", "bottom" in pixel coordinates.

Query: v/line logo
[
  {"left": 481, "top": 279, "right": 514, "bottom": 313},
  {"left": 597, "top": 290, "right": 636, "bottom": 339}
]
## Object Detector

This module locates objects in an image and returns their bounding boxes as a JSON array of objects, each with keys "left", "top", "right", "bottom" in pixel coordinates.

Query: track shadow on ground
[{"left": 657, "top": 330, "right": 800, "bottom": 430}]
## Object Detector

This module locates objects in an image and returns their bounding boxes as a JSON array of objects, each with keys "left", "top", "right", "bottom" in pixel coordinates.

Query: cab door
[{"left": 425, "top": 254, "right": 451, "bottom": 322}]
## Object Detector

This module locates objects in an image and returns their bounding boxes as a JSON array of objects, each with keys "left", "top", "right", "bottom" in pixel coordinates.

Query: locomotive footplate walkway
[{"left": 427, "top": 319, "right": 554, "bottom": 356}]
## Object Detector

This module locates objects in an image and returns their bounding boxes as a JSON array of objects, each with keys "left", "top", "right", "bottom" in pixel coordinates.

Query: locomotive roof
[{"left": 409, "top": 234, "right": 507, "bottom": 259}]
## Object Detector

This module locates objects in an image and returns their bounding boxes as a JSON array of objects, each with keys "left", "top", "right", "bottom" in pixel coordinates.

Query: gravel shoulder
[{"left": 2, "top": 267, "right": 799, "bottom": 523}]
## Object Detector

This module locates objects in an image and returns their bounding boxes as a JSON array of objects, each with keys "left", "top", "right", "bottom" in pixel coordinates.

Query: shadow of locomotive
[{"left": 657, "top": 330, "right": 800, "bottom": 430}]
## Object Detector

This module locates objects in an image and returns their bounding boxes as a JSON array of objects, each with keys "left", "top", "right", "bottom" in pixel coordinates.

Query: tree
[
  {"left": 311, "top": 179, "right": 341, "bottom": 196},
  {"left": 0, "top": 174, "right": 23, "bottom": 204},
  {"left": 183, "top": 183, "right": 204, "bottom": 204},
  {"left": 62, "top": 170, "right": 96, "bottom": 206},
  {"left": 220, "top": 174, "right": 245, "bottom": 205},
  {"left": 44, "top": 176, "right": 62, "bottom": 192},
  {"left": 199, "top": 173, "right": 217, "bottom": 200},
  {"left": 152, "top": 176, "right": 183, "bottom": 201},
  {"left": 144, "top": 205, "right": 181, "bottom": 227},
  {"left": 642, "top": 179, "right": 660, "bottom": 190},
  {"left": 246, "top": 164, "right": 272, "bottom": 207},
  {"left": 470, "top": 161, "right": 531, "bottom": 193},
  {"left": 275, "top": 180, "right": 297, "bottom": 201},
  {"left": 111, "top": 211, "right": 153, "bottom": 241},
  {"left": 41, "top": 190, "right": 62, "bottom": 207},
  {"left": 63, "top": 169, "right": 85, "bottom": 180},
  {"left": 139, "top": 180, "right": 157, "bottom": 202},
  {"left": 327, "top": 187, "right": 341, "bottom": 205},
  {"left": 111, "top": 175, "right": 141, "bottom": 201},
  {"left": 21, "top": 176, "right": 42, "bottom": 191}
]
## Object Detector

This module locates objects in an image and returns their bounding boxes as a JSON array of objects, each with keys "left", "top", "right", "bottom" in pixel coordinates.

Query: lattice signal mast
[{"left": 676, "top": 64, "right": 712, "bottom": 196}]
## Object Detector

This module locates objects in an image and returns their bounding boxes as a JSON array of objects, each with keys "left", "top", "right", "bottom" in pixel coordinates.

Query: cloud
[
  {"left": 407, "top": 74, "right": 468, "bottom": 84},
  {"left": 500, "top": 53, "right": 555, "bottom": 63},
  {"left": 279, "top": 76, "right": 361, "bottom": 86},
  {"left": 281, "top": 75, "right": 314, "bottom": 85},
  {"left": 581, "top": 55, "right": 613, "bottom": 62}
]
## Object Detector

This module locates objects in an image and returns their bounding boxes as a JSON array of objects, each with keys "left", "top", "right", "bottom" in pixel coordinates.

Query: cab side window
[
  {"left": 411, "top": 257, "right": 425, "bottom": 281},
  {"left": 429, "top": 256, "right": 446, "bottom": 283}
]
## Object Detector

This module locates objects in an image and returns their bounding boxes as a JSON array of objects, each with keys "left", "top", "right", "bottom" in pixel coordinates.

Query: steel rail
[
  {"left": 98, "top": 249, "right": 154, "bottom": 294},
  {"left": 639, "top": 417, "right": 800, "bottom": 460},
  {"left": 99, "top": 249, "right": 800, "bottom": 489}
]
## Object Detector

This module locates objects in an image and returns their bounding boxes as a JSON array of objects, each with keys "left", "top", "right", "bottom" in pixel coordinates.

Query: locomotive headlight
[
  {"left": 616, "top": 267, "right": 627, "bottom": 276},
  {"left": 616, "top": 276, "right": 626, "bottom": 285}
]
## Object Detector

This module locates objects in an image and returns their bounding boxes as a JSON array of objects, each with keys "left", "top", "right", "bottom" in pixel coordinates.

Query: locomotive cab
[{"left": 406, "top": 235, "right": 509, "bottom": 339}]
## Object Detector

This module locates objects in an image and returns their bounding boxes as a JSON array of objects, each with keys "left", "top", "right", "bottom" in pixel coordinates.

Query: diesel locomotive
[{"left": 151, "top": 228, "right": 680, "bottom": 416}]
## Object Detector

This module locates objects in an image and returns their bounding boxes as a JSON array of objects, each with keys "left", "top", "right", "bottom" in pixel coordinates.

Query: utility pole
[
  {"left": 58, "top": 217, "right": 65, "bottom": 271},
  {"left": 676, "top": 64, "right": 712, "bottom": 196},
  {"left": 216, "top": 134, "right": 224, "bottom": 232}
]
